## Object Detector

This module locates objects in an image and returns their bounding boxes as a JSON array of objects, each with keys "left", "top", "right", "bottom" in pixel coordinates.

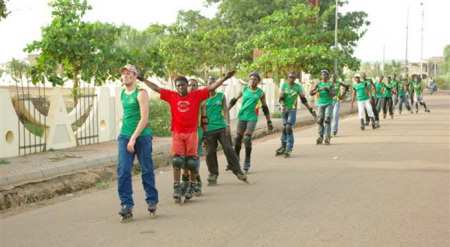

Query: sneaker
[
  {"left": 235, "top": 172, "right": 248, "bottom": 183},
  {"left": 243, "top": 161, "right": 251, "bottom": 173},
  {"left": 275, "top": 146, "right": 286, "bottom": 156},
  {"left": 284, "top": 150, "right": 292, "bottom": 158},
  {"left": 324, "top": 136, "right": 331, "bottom": 145},
  {"left": 207, "top": 174, "right": 218, "bottom": 186},
  {"left": 332, "top": 131, "right": 337, "bottom": 136},
  {"left": 316, "top": 136, "right": 323, "bottom": 145}
]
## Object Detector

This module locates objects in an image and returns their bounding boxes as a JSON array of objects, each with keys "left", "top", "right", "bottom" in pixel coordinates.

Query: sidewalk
[{"left": 0, "top": 102, "right": 356, "bottom": 189}]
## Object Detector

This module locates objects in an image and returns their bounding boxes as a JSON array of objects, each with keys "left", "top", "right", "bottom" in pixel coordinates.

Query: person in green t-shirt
[
  {"left": 361, "top": 73, "right": 375, "bottom": 126},
  {"left": 351, "top": 74, "right": 376, "bottom": 130},
  {"left": 310, "top": 69, "right": 336, "bottom": 145},
  {"left": 202, "top": 76, "right": 248, "bottom": 185},
  {"left": 229, "top": 72, "right": 274, "bottom": 173},
  {"left": 117, "top": 64, "right": 159, "bottom": 221},
  {"left": 331, "top": 74, "right": 350, "bottom": 136},
  {"left": 374, "top": 76, "right": 385, "bottom": 124},
  {"left": 397, "top": 77, "right": 413, "bottom": 114},
  {"left": 382, "top": 76, "right": 395, "bottom": 119},
  {"left": 275, "top": 72, "right": 316, "bottom": 157},
  {"left": 411, "top": 74, "right": 431, "bottom": 113},
  {"left": 392, "top": 74, "right": 400, "bottom": 110}
]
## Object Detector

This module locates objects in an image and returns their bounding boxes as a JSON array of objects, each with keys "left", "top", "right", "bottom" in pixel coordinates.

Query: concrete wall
[{"left": 0, "top": 77, "right": 283, "bottom": 158}]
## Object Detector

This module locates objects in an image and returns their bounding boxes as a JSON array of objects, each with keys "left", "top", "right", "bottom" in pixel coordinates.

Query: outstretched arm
[
  {"left": 299, "top": 92, "right": 317, "bottom": 119},
  {"left": 208, "top": 70, "right": 236, "bottom": 91},
  {"left": 228, "top": 91, "right": 243, "bottom": 109},
  {"left": 137, "top": 75, "right": 161, "bottom": 93}
]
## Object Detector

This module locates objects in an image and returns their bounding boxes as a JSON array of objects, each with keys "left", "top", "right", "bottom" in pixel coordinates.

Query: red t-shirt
[{"left": 160, "top": 88, "right": 209, "bottom": 133}]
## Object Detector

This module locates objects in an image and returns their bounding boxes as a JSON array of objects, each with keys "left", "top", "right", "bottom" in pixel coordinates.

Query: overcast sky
[{"left": 1, "top": 0, "right": 449, "bottom": 64}]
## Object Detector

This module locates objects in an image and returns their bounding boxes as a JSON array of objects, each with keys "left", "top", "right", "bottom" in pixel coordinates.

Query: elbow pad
[
  {"left": 300, "top": 95, "right": 308, "bottom": 104},
  {"left": 262, "top": 105, "right": 270, "bottom": 116},
  {"left": 229, "top": 98, "right": 238, "bottom": 108}
]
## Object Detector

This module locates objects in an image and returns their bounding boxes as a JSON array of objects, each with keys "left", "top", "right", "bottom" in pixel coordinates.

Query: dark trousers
[
  {"left": 383, "top": 97, "right": 394, "bottom": 116},
  {"left": 205, "top": 128, "right": 242, "bottom": 176}
]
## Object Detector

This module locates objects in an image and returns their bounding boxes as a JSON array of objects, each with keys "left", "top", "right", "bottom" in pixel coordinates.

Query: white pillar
[
  {"left": 46, "top": 87, "right": 77, "bottom": 150},
  {"left": 0, "top": 88, "right": 19, "bottom": 158}
]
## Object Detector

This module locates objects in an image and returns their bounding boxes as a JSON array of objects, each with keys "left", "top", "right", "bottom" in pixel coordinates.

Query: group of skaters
[{"left": 116, "top": 64, "right": 431, "bottom": 222}]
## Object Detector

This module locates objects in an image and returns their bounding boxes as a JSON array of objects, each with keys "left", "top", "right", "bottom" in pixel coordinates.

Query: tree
[
  {"left": 208, "top": 0, "right": 368, "bottom": 80},
  {"left": 383, "top": 60, "right": 402, "bottom": 76},
  {"left": 0, "top": 0, "right": 9, "bottom": 21},
  {"left": 240, "top": 2, "right": 367, "bottom": 82},
  {"left": 5, "top": 58, "right": 31, "bottom": 80},
  {"left": 24, "top": 0, "right": 121, "bottom": 102},
  {"left": 114, "top": 24, "right": 166, "bottom": 78}
]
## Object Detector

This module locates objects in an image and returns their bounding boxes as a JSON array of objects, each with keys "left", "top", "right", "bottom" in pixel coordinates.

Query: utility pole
[
  {"left": 420, "top": 2, "right": 425, "bottom": 76},
  {"left": 405, "top": 5, "right": 410, "bottom": 79},
  {"left": 333, "top": 0, "right": 338, "bottom": 77}
]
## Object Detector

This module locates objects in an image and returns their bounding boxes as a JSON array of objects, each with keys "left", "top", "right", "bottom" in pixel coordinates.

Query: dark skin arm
[
  {"left": 208, "top": 71, "right": 236, "bottom": 92},
  {"left": 260, "top": 93, "right": 274, "bottom": 131},
  {"left": 137, "top": 75, "right": 161, "bottom": 93}
]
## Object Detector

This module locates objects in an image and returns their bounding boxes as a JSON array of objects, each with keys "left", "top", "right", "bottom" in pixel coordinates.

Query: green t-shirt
[
  {"left": 362, "top": 79, "right": 372, "bottom": 97},
  {"left": 374, "top": 81, "right": 384, "bottom": 99},
  {"left": 352, "top": 82, "right": 370, "bottom": 101},
  {"left": 398, "top": 82, "right": 406, "bottom": 97},
  {"left": 238, "top": 86, "right": 264, "bottom": 122},
  {"left": 383, "top": 81, "right": 394, "bottom": 97},
  {"left": 205, "top": 92, "right": 228, "bottom": 132},
  {"left": 120, "top": 88, "right": 152, "bottom": 137},
  {"left": 281, "top": 82, "right": 303, "bottom": 109},
  {"left": 412, "top": 80, "right": 423, "bottom": 96},
  {"left": 316, "top": 81, "right": 333, "bottom": 106},
  {"left": 332, "top": 82, "right": 341, "bottom": 103}
]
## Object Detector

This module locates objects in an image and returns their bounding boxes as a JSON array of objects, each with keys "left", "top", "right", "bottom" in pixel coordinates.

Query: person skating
[
  {"left": 411, "top": 74, "right": 431, "bottom": 113},
  {"left": 397, "top": 77, "right": 413, "bottom": 114},
  {"left": 138, "top": 70, "right": 235, "bottom": 203},
  {"left": 351, "top": 74, "right": 376, "bottom": 130},
  {"left": 373, "top": 76, "right": 385, "bottom": 127},
  {"left": 228, "top": 72, "right": 274, "bottom": 173},
  {"left": 330, "top": 74, "right": 350, "bottom": 136},
  {"left": 117, "top": 64, "right": 159, "bottom": 221},
  {"left": 382, "top": 76, "right": 395, "bottom": 119},
  {"left": 202, "top": 77, "right": 248, "bottom": 185},
  {"left": 310, "top": 69, "right": 336, "bottom": 145},
  {"left": 275, "top": 72, "right": 317, "bottom": 157}
]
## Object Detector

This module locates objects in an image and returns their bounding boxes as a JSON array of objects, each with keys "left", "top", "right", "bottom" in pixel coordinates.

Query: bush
[
  {"left": 148, "top": 99, "right": 171, "bottom": 137},
  {"left": 436, "top": 75, "right": 450, "bottom": 90}
]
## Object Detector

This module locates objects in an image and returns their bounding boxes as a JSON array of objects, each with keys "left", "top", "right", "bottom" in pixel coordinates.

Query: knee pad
[
  {"left": 324, "top": 117, "right": 331, "bottom": 125},
  {"left": 235, "top": 134, "right": 243, "bottom": 145},
  {"left": 243, "top": 135, "right": 252, "bottom": 148},
  {"left": 285, "top": 124, "right": 293, "bottom": 135},
  {"left": 185, "top": 156, "right": 198, "bottom": 171},
  {"left": 172, "top": 156, "right": 186, "bottom": 169}
]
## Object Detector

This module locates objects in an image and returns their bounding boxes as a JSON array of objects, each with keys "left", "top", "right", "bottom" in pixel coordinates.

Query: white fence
[{"left": 0, "top": 77, "right": 315, "bottom": 158}]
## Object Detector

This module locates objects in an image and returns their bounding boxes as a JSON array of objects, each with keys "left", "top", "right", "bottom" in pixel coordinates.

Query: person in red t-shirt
[{"left": 138, "top": 71, "right": 235, "bottom": 203}]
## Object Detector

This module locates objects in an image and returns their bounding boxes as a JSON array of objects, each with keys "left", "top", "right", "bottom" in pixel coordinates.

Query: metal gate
[
  {"left": 73, "top": 83, "right": 99, "bottom": 146},
  {"left": 14, "top": 79, "right": 48, "bottom": 156}
]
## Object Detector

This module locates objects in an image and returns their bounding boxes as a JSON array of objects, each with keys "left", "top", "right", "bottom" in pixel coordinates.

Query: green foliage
[
  {"left": 148, "top": 99, "right": 171, "bottom": 137},
  {"left": 0, "top": 0, "right": 8, "bottom": 21},
  {"left": 115, "top": 24, "right": 166, "bottom": 78},
  {"left": 5, "top": 59, "right": 31, "bottom": 80},
  {"left": 24, "top": 0, "right": 122, "bottom": 88}
]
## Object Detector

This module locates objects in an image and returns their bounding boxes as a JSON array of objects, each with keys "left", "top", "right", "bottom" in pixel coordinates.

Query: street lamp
[{"left": 334, "top": 0, "right": 338, "bottom": 77}]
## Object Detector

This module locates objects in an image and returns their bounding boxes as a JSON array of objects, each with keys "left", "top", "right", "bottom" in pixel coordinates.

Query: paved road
[{"left": 1, "top": 94, "right": 449, "bottom": 247}]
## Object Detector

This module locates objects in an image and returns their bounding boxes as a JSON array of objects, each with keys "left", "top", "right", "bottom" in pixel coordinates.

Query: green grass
[{"left": 0, "top": 159, "right": 10, "bottom": 165}]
